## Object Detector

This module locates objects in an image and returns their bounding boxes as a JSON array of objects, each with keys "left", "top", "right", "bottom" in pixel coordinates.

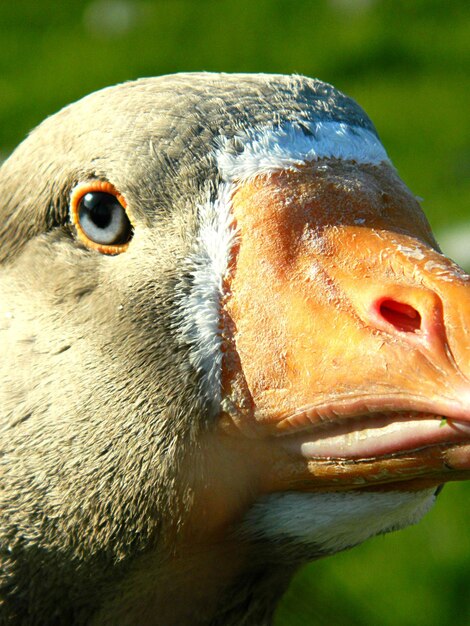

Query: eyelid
[{"left": 70, "top": 181, "right": 132, "bottom": 255}]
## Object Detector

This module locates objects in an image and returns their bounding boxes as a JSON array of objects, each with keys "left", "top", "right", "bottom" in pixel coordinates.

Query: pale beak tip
[{"left": 444, "top": 443, "right": 470, "bottom": 470}]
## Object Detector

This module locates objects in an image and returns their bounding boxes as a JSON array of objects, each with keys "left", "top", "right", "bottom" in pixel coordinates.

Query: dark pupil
[{"left": 82, "top": 192, "right": 117, "bottom": 228}]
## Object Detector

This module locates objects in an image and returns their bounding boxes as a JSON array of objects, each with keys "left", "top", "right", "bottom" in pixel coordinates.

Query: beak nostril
[{"left": 378, "top": 299, "right": 422, "bottom": 333}]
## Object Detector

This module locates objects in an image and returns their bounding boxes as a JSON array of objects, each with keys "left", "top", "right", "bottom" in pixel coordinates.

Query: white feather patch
[
  {"left": 216, "top": 121, "right": 390, "bottom": 182},
  {"left": 178, "top": 183, "right": 236, "bottom": 406},
  {"left": 240, "top": 489, "right": 436, "bottom": 554}
]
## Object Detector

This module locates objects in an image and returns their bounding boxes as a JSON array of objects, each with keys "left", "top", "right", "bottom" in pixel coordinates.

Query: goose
[{"left": 1, "top": 72, "right": 470, "bottom": 626}]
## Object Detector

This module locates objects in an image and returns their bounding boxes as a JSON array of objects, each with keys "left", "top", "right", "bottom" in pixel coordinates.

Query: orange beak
[{"left": 219, "top": 160, "right": 470, "bottom": 492}]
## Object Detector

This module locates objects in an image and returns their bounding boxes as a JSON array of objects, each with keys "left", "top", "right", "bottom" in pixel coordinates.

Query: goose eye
[
  {"left": 70, "top": 182, "right": 133, "bottom": 254},
  {"left": 79, "top": 192, "right": 130, "bottom": 244}
]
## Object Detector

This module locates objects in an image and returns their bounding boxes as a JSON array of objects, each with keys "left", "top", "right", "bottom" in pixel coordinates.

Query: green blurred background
[{"left": 1, "top": 1, "right": 469, "bottom": 624}]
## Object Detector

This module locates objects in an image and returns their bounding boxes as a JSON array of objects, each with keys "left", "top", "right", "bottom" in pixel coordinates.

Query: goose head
[{"left": 1, "top": 73, "right": 470, "bottom": 625}]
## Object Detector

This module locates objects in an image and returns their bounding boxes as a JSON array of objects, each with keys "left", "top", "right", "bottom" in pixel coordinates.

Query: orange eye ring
[{"left": 70, "top": 181, "right": 133, "bottom": 255}]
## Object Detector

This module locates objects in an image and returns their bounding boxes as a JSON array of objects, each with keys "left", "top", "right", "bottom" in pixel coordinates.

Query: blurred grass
[{"left": 1, "top": 1, "right": 469, "bottom": 624}]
